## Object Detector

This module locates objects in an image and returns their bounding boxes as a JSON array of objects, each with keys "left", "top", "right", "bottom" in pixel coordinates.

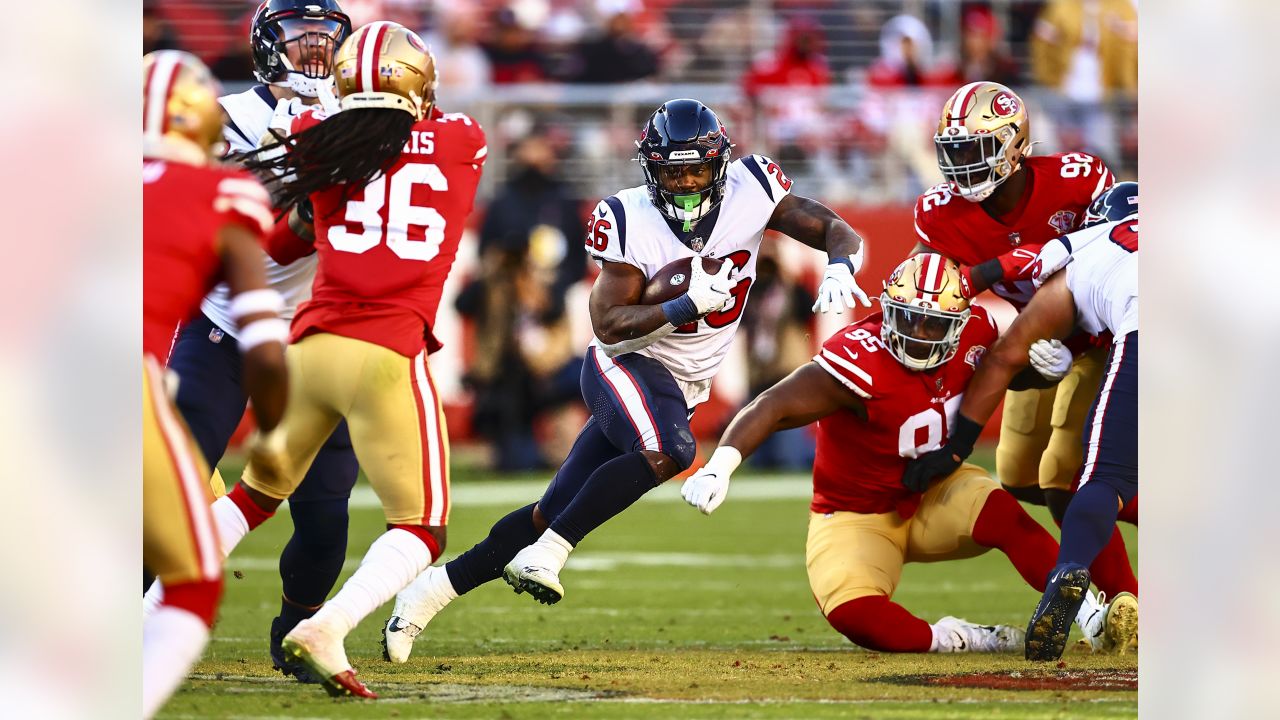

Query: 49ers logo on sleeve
[{"left": 991, "top": 91, "right": 1020, "bottom": 118}]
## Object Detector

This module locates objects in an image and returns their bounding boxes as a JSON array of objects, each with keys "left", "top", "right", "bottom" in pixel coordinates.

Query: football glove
[
  {"left": 681, "top": 447, "right": 743, "bottom": 515},
  {"left": 687, "top": 256, "right": 736, "bottom": 315},
  {"left": 901, "top": 447, "right": 962, "bottom": 494},
  {"left": 1028, "top": 339, "right": 1072, "bottom": 382},
  {"left": 812, "top": 257, "right": 872, "bottom": 313}
]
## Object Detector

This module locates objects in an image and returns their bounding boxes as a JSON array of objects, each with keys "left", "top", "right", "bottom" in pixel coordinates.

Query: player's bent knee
[
  {"left": 665, "top": 431, "right": 698, "bottom": 473},
  {"left": 162, "top": 577, "right": 224, "bottom": 628}
]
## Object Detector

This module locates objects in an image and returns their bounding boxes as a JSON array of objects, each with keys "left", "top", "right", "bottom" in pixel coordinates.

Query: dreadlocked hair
[{"left": 242, "top": 108, "right": 416, "bottom": 218}]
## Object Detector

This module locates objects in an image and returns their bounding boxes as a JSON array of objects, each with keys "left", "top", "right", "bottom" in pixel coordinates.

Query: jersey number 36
[{"left": 329, "top": 162, "right": 448, "bottom": 262}]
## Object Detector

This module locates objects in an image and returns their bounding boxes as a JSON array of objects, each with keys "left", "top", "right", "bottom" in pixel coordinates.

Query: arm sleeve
[
  {"left": 584, "top": 197, "right": 631, "bottom": 267},
  {"left": 737, "top": 154, "right": 793, "bottom": 210},
  {"left": 213, "top": 175, "right": 274, "bottom": 237},
  {"left": 812, "top": 330, "right": 877, "bottom": 400},
  {"left": 262, "top": 215, "right": 316, "bottom": 266}
]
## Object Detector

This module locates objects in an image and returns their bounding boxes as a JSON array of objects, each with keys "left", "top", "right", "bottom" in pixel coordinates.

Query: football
[{"left": 640, "top": 256, "right": 725, "bottom": 305}]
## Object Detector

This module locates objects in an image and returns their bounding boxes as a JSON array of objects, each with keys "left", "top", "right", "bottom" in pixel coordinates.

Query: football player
[
  {"left": 680, "top": 254, "right": 1125, "bottom": 654},
  {"left": 910, "top": 81, "right": 1137, "bottom": 598},
  {"left": 142, "top": 51, "right": 287, "bottom": 718},
  {"left": 193, "top": 22, "right": 487, "bottom": 699},
  {"left": 903, "top": 183, "right": 1140, "bottom": 661},
  {"left": 380, "top": 98, "right": 871, "bottom": 663},
  {"left": 159, "top": 0, "right": 360, "bottom": 683}
]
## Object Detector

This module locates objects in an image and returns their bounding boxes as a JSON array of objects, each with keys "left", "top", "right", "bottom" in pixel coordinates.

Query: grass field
[{"left": 161, "top": 450, "right": 1138, "bottom": 719}]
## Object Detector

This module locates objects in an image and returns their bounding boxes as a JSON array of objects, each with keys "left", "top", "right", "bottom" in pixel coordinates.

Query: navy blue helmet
[
  {"left": 250, "top": 0, "right": 352, "bottom": 97},
  {"left": 1082, "top": 181, "right": 1138, "bottom": 228},
  {"left": 636, "top": 99, "right": 733, "bottom": 228}
]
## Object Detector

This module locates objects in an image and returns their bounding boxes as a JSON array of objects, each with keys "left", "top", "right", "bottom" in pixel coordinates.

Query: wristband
[
  {"left": 228, "top": 288, "right": 285, "bottom": 321},
  {"left": 661, "top": 294, "right": 700, "bottom": 327},
  {"left": 238, "top": 317, "right": 289, "bottom": 352},
  {"left": 948, "top": 415, "right": 984, "bottom": 459},
  {"left": 704, "top": 446, "right": 743, "bottom": 477}
]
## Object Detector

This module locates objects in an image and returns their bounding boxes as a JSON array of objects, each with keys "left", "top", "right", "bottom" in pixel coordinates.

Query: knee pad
[{"left": 665, "top": 426, "right": 697, "bottom": 472}]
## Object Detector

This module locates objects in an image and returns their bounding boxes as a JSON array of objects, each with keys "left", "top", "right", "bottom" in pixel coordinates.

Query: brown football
[{"left": 640, "top": 256, "right": 725, "bottom": 305}]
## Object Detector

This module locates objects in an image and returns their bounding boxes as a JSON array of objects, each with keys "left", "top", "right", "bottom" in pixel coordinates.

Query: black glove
[
  {"left": 900, "top": 414, "right": 985, "bottom": 493},
  {"left": 902, "top": 447, "right": 963, "bottom": 493}
]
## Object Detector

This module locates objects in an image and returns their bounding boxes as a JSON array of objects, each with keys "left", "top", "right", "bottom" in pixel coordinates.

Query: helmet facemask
[
  {"left": 880, "top": 297, "right": 971, "bottom": 371},
  {"left": 271, "top": 17, "right": 345, "bottom": 96},
  {"left": 935, "top": 124, "right": 1021, "bottom": 202},
  {"left": 640, "top": 155, "right": 729, "bottom": 232}
]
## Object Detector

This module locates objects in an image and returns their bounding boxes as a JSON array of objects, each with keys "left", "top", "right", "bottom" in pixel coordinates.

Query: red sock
[
  {"left": 227, "top": 483, "right": 274, "bottom": 531},
  {"left": 971, "top": 490, "right": 1059, "bottom": 592},
  {"left": 825, "top": 596, "right": 932, "bottom": 652},
  {"left": 1117, "top": 495, "right": 1138, "bottom": 525},
  {"left": 1088, "top": 526, "right": 1138, "bottom": 597},
  {"left": 162, "top": 578, "right": 224, "bottom": 627},
  {"left": 390, "top": 524, "right": 442, "bottom": 563}
]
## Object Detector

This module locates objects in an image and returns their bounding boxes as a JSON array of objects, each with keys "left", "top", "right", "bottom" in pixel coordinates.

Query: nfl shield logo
[
  {"left": 209, "top": 327, "right": 224, "bottom": 344},
  {"left": 690, "top": 237, "right": 705, "bottom": 252}
]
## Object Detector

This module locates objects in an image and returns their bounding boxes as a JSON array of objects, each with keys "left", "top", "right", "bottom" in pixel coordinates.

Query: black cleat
[
  {"left": 270, "top": 615, "right": 323, "bottom": 684},
  {"left": 1025, "top": 563, "right": 1091, "bottom": 661}
]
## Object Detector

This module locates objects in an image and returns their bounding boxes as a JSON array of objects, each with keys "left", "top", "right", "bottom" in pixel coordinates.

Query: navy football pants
[{"left": 168, "top": 313, "right": 358, "bottom": 608}]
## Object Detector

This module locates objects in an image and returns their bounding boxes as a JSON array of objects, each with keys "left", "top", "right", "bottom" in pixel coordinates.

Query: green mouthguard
[{"left": 676, "top": 194, "right": 699, "bottom": 232}]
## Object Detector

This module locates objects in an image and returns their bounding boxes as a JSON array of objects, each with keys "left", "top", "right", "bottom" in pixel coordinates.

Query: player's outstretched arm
[
  {"left": 219, "top": 224, "right": 289, "bottom": 433},
  {"left": 683, "top": 363, "right": 862, "bottom": 514},
  {"left": 767, "top": 194, "right": 871, "bottom": 311},
  {"left": 901, "top": 273, "right": 1077, "bottom": 493}
]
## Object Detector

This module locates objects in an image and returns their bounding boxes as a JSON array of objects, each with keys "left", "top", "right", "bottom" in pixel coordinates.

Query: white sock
[
  {"left": 142, "top": 606, "right": 210, "bottom": 720},
  {"left": 928, "top": 623, "right": 950, "bottom": 652},
  {"left": 143, "top": 579, "right": 164, "bottom": 617},
  {"left": 1076, "top": 590, "right": 1105, "bottom": 632},
  {"left": 311, "top": 528, "right": 432, "bottom": 636},
  {"left": 210, "top": 495, "right": 250, "bottom": 558},
  {"left": 531, "top": 529, "right": 574, "bottom": 571},
  {"left": 426, "top": 564, "right": 459, "bottom": 604}
]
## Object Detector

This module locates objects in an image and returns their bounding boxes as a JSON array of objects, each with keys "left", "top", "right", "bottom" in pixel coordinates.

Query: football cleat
[
  {"left": 270, "top": 615, "right": 321, "bottom": 683},
  {"left": 933, "top": 616, "right": 1025, "bottom": 653},
  {"left": 1026, "top": 563, "right": 1092, "bottom": 661},
  {"left": 281, "top": 619, "right": 376, "bottom": 699},
  {"left": 382, "top": 565, "right": 457, "bottom": 663},
  {"left": 1103, "top": 591, "right": 1139, "bottom": 654},
  {"left": 503, "top": 547, "right": 565, "bottom": 605}
]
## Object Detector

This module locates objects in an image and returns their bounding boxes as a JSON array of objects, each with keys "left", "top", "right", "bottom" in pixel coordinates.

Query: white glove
[
  {"left": 681, "top": 447, "right": 743, "bottom": 515},
  {"left": 314, "top": 77, "right": 341, "bottom": 118},
  {"left": 1028, "top": 339, "right": 1072, "bottom": 382},
  {"left": 812, "top": 257, "right": 871, "bottom": 313},
  {"left": 687, "top": 256, "right": 736, "bottom": 315}
]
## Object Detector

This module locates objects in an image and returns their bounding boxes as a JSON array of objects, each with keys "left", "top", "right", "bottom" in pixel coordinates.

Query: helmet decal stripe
[
  {"left": 922, "top": 252, "right": 943, "bottom": 303},
  {"left": 360, "top": 21, "right": 393, "bottom": 94},
  {"left": 949, "top": 81, "right": 984, "bottom": 127},
  {"left": 144, "top": 51, "right": 182, "bottom": 140}
]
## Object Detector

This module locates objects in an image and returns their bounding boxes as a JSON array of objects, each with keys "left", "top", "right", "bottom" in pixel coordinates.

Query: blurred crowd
[{"left": 148, "top": 0, "right": 1138, "bottom": 471}]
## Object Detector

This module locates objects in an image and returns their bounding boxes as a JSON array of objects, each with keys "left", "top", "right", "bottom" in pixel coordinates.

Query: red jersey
[
  {"left": 143, "top": 157, "right": 273, "bottom": 360},
  {"left": 913, "top": 153, "right": 1114, "bottom": 307},
  {"left": 810, "top": 306, "right": 998, "bottom": 517},
  {"left": 286, "top": 109, "right": 487, "bottom": 357}
]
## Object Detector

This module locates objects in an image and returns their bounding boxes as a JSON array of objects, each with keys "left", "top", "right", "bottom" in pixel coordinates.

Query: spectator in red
[
  {"left": 483, "top": 7, "right": 550, "bottom": 84},
  {"left": 931, "top": 7, "right": 1021, "bottom": 87},
  {"left": 741, "top": 16, "right": 831, "bottom": 99}
]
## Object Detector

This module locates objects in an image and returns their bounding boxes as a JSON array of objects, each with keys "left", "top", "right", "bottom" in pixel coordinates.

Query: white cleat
[
  {"left": 503, "top": 545, "right": 565, "bottom": 605},
  {"left": 1079, "top": 592, "right": 1109, "bottom": 652},
  {"left": 933, "top": 616, "right": 1025, "bottom": 653},
  {"left": 382, "top": 566, "right": 456, "bottom": 664},
  {"left": 281, "top": 618, "right": 376, "bottom": 698}
]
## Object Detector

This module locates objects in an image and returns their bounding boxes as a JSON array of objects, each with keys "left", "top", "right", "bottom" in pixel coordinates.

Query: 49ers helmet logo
[{"left": 991, "top": 91, "right": 1020, "bottom": 118}]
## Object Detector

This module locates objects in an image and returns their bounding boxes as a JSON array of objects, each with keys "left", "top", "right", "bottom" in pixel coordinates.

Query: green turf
[{"left": 160, "top": 449, "right": 1137, "bottom": 718}]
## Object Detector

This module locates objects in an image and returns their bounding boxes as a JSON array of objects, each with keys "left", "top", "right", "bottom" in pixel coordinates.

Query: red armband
[{"left": 263, "top": 214, "right": 315, "bottom": 265}]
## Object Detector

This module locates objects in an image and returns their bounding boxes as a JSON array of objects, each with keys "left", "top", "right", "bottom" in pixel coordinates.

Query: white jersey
[
  {"left": 587, "top": 154, "right": 793, "bottom": 406},
  {"left": 202, "top": 85, "right": 318, "bottom": 339},
  {"left": 1062, "top": 218, "right": 1138, "bottom": 339}
]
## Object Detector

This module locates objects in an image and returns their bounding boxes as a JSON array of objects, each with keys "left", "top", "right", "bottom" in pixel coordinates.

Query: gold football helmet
[
  {"left": 143, "top": 50, "right": 225, "bottom": 163},
  {"left": 934, "top": 81, "right": 1031, "bottom": 202},
  {"left": 881, "top": 253, "right": 972, "bottom": 371},
  {"left": 333, "top": 21, "right": 437, "bottom": 119}
]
